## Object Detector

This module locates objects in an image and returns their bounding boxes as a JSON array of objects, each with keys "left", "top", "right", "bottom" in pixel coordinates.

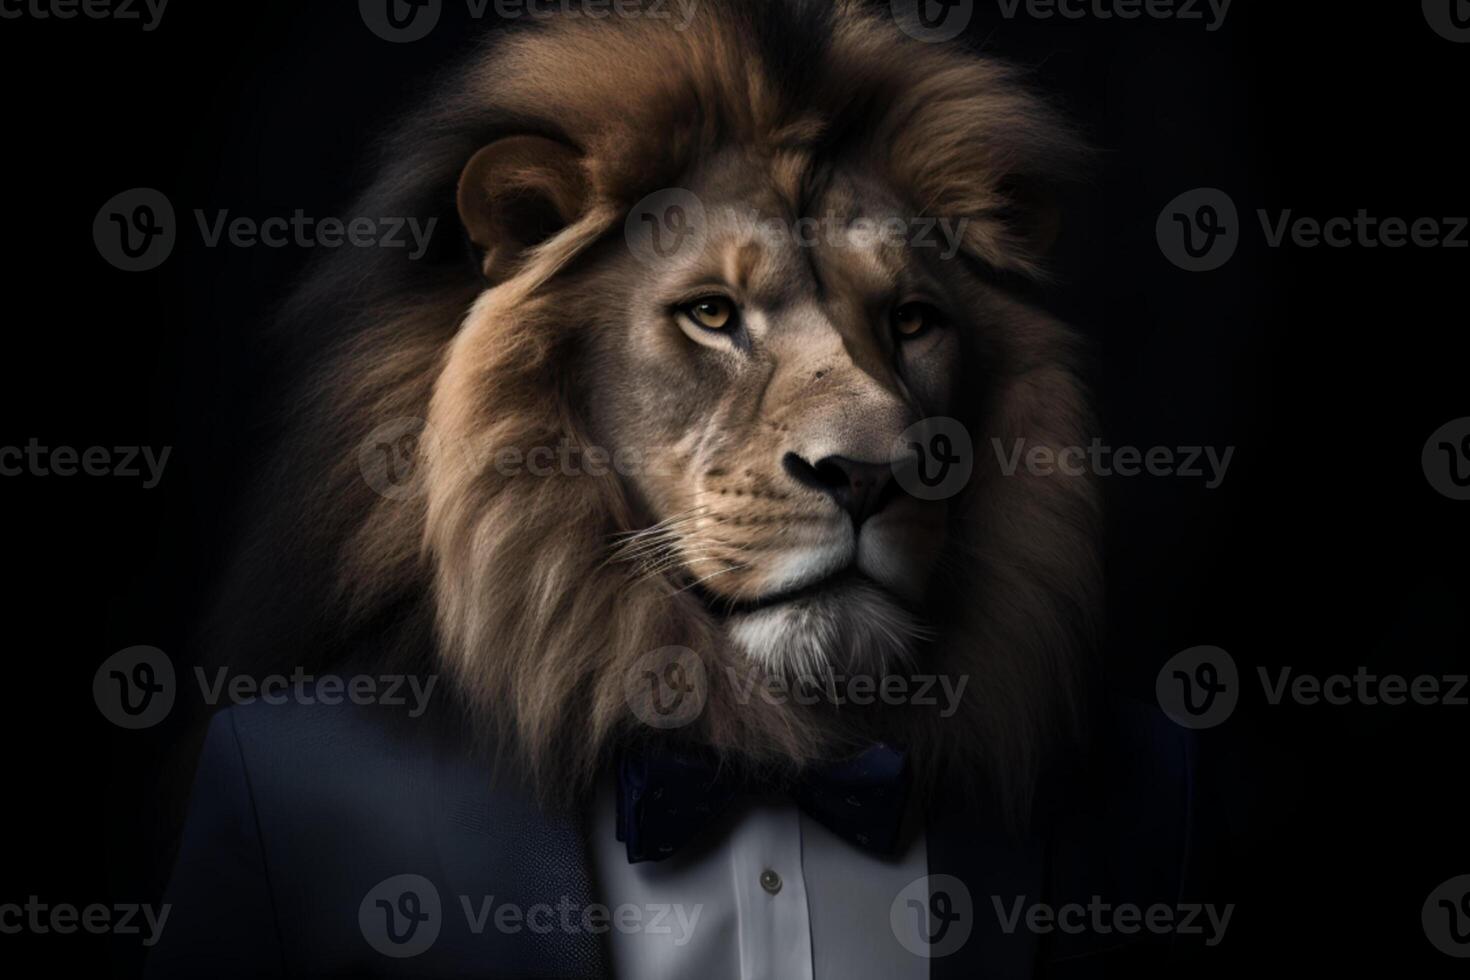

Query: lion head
[{"left": 220, "top": 0, "right": 1100, "bottom": 825}]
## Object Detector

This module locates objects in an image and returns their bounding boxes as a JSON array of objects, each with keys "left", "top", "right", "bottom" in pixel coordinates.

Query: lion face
[
  {"left": 576, "top": 160, "right": 961, "bottom": 673},
  {"left": 337, "top": 1, "right": 1106, "bottom": 811}
]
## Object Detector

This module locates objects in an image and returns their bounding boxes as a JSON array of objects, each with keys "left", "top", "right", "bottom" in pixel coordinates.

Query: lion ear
[{"left": 457, "top": 135, "right": 589, "bottom": 285}]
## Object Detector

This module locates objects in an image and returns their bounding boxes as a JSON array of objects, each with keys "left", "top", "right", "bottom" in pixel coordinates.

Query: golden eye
[
  {"left": 684, "top": 296, "right": 735, "bottom": 331},
  {"left": 893, "top": 303, "right": 933, "bottom": 339}
]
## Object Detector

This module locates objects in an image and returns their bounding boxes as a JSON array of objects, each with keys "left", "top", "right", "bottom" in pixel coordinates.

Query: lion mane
[{"left": 209, "top": 0, "right": 1100, "bottom": 827}]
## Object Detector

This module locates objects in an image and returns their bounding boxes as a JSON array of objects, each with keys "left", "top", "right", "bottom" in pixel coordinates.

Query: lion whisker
[{"left": 668, "top": 561, "right": 752, "bottom": 596}]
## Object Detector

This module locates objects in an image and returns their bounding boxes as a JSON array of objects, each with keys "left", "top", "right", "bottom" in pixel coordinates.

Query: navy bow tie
[{"left": 615, "top": 741, "right": 910, "bottom": 863}]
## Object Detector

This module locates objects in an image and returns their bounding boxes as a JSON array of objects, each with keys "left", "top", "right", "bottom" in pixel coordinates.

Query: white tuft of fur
[{"left": 728, "top": 579, "right": 924, "bottom": 680}]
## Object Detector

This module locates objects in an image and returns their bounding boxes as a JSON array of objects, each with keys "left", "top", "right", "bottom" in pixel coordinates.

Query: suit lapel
[
  {"left": 431, "top": 743, "right": 613, "bottom": 978},
  {"left": 926, "top": 802, "right": 1046, "bottom": 980}
]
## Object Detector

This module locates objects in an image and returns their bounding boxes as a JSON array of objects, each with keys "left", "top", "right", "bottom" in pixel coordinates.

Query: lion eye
[
  {"left": 893, "top": 302, "right": 938, "bottom": 340},
  {"left": 682, "top": 297, "right": 736, "bottom": 331}
]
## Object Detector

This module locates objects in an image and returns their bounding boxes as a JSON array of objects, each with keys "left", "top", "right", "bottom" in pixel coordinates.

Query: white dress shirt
[{"left": 591, "top": 776, "right": 930, "bottom": 980}]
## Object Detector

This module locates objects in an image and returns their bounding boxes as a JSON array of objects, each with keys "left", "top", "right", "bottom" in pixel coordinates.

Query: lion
[{"left": 205, "top": 0, "right": 1100, "bottom": 830}]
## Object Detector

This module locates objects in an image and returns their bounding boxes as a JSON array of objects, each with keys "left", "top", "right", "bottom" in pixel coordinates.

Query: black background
[{"left": 1, "top": 0, "right": 1466, "bottom": 975}]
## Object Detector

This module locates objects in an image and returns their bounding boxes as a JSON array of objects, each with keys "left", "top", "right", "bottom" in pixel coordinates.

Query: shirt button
[{"left": 759, "top": 869, "right": 782, "bottom": 895}]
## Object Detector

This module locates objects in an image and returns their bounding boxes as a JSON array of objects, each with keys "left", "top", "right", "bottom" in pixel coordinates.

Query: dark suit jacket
[{"left": 147, "top": 696, "right": 1208, "bottom": 978}]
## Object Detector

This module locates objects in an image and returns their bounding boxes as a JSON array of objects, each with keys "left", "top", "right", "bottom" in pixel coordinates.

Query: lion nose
[{"left": 782, "top": 452, "right": 899, "bottom": 527}]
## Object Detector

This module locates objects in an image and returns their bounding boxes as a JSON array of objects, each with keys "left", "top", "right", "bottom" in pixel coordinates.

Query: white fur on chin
[{"left": 726, "top": 579, "right": 924, "bottom": 680}]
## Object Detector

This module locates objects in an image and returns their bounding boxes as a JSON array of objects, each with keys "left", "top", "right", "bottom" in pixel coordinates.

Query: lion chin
[{"left": 721, "top": 575, "right": 925, "bottom": 679}]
